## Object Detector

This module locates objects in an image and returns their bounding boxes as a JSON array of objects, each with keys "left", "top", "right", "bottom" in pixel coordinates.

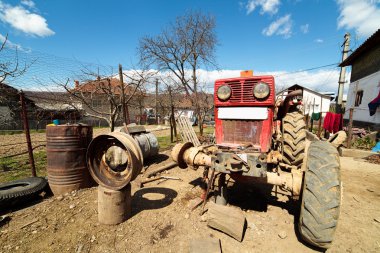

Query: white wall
[
  {"left": 344, "top": 70, "right": 380, "bottom": 124},
  {"left": 302, "top": 90, "right": 331, "bottom": 117}
]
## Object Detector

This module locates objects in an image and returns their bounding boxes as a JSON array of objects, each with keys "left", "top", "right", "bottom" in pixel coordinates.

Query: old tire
[
  {"left": 282, "top": 111, "right": 306, "bottom": 168},
  {"left": 298, "top": 141, "right": 341, "bottom": 249},
  {"left": 0, "top": 177, "right": 47, "bottom": 203}
]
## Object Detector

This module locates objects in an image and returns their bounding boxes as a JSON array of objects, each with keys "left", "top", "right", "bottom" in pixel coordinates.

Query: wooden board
[{"left": 176, "top": 116, "right": 201, "bottom": 147}]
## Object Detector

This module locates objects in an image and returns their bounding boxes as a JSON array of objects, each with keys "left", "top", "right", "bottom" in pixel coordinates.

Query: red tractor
[{"left": 172, "top": 71, "right": 342, "bottom": 249}]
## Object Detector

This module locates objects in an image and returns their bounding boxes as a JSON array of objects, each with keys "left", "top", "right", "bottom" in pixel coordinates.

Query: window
[{"left": 354, "top": 90, "right": 363, "bottom": 107}]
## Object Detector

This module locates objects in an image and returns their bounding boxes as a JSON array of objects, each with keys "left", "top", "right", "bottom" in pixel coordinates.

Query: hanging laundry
[
  {"left": 311, "top": 112, "right": 321, "bottom": 121},
  {"left": 323, "top": 112, "right": 343, "bottom": 133},
  {"left": 368, "top": 90, "right": 380, "bottom": 116}
]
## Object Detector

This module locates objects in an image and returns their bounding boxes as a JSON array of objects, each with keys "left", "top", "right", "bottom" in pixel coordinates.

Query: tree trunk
[{"left": 170, "top": 113, "right": 174, "bottom": 143}]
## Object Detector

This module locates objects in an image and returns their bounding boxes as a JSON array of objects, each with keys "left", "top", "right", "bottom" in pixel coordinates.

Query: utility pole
[
  {"left": 155, "top": 79, "right": 159, "bottom": 125},
  {"left": 20, "top": 91, "right": 36, "bottom": 177},
  {"left": 336, "top": 32, "right": 350, "bottom": 113},
  {"left": 119, "top": 64, "right": 127, "bottom": 124}
]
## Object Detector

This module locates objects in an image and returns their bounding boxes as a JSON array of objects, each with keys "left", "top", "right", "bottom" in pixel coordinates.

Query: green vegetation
[
  {"left": 0, "top": 150, "right": 47, "bottom": 183},
  {"left": 0, "top": 129, "right": 46, "bottom": 135},
  {"left": 352, "top": 136, "right": 376, "bottom": 150},
  {"left": 157, "top": 135, "right": 175, "bottom": 151}
]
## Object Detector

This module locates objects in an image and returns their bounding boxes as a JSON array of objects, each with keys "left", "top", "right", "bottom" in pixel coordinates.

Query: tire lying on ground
[
  {"left": 298, "top": 141, "right": 341, "bottom": 249},
  {"left": 282, "top": 111, "right": 306, "bottom": 169},
  {"left": 0, "top": 177, "right": 48, "bottom": 206}
]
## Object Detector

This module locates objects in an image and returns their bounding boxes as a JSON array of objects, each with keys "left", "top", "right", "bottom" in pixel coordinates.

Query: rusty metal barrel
[
  {"left": 46, "top": 124, "right": 93, "bottom": 195},
  {"left": 133, "top": 132, "right": 159, "bottom": 159}
]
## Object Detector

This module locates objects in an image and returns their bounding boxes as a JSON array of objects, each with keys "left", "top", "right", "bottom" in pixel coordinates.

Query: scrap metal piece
[
  {"left": 171, "top": 142, "right": 194, "bottom": 168},
  {"left": 87, "top": 132, "right": 143, "bottom": 190}
]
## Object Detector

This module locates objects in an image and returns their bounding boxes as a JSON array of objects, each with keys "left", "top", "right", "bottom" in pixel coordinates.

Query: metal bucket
[{"left": 46, "top": 124, "right": 93, "bottom": 195}]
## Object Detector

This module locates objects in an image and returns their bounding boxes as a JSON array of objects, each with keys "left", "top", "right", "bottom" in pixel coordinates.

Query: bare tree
[
  {"left": 58, "top": 68, "right": 152, "bottom": 131},
  {"left": 139, "top": 11, "right": 217, "bottom": 135},
  {"left": 156, "top": 76, "right": 185, "bottom": 142},
  {"left": 1, "top": 35, "right": 23, "bottom": 84}
]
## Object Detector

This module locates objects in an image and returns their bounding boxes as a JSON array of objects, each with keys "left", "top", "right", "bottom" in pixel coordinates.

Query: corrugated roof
[
  {"left": 340, "top": 28, "right": 380, "bottom": 67},
  {"left": 276, "top": 84, "right": 332, "bottom": 98}
]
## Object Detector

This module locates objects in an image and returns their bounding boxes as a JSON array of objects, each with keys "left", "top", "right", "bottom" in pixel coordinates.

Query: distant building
[
  {"left": 0, "top": 83, "right": 81, "bottom": 130},
  {"left": 277, "top": 84, "right": 332, "bottom": 117},
  {"left": 340, "top": 29, "right": 380, "bottom": 128}
]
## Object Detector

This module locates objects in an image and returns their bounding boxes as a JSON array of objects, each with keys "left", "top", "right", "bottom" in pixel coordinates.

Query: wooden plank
[
  {"left": 176, "top": 116, "right": 200, "bottom": 146},
  {"left": 207, "top": 202, "right": 246, "bottom": 242}
]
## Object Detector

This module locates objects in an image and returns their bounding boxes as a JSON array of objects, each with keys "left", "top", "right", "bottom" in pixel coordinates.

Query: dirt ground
[{"left": 0, "top": 152, "right": 379, "bottom": 253}]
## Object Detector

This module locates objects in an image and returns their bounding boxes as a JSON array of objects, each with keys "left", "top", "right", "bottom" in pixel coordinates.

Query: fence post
[
  {"left": 347, "top": 108, "right": 354, "bottom": 148},
  {"left": 20, "top": 91, "right": 36, "bottom": 177}
]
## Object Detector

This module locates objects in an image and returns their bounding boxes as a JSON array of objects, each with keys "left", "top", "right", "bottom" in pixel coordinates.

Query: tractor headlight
[
  {"left": 253, "top": 82, "right": 270, "bottom": 99},
  {"left": 217, "top": 85, "right": 231, "bottom": 101}
]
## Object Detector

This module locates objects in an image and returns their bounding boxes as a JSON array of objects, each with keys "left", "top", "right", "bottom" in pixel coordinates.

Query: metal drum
[
  {"left": 46, "top": 124, "right": 93, "bottom": 195},
  {"left": 133, "top": 132, "right": 159, "bottom": 159}
]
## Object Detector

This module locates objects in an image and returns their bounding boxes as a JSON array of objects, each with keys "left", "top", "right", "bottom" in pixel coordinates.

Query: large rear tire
[
  {"left": 298, "top": 141, "right": 341, "bottom": 249},
  {"left": 282, "top": 111, "right": 306, "bottom": 168}
]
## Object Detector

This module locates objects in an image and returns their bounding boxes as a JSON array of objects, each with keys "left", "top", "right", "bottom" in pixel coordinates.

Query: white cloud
[
  {"left": 336, "top": 0, "right": 380, "bottom": 37},
  {"left": 300, "top": 24, "right": 309, "bottom": 34},
  {"left": 246, "top": 0, "right": 281, "bottom": 15},
  {"left": 21, "top": 0, "right": 35, "bottom": 9},
  {"left": 0, "top": 1, "right": 54, "bottom": 37},
  {"left": 195, "top": 69, "right": 344, "bottom": 93},
  {"left": 262, "top": 14, "right": 292, "bottom": 38},
  {"left": 138, "top": 68, "right": 346, "bottom": 95},
  {"left": 315, "top": 38, "right": 324, "bottom": 43}
]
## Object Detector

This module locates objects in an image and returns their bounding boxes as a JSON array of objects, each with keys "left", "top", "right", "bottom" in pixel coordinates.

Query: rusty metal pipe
[{"left": 172, "top": 142, "right": 302, "bottom": 196}]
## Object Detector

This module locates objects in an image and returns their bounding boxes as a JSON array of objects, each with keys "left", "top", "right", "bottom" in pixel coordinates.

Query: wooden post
[
  {"left": 20, "top": 91, "right": 36, "bottom": 177},
  {"left": 155, "top": 79, "right": 159, "bottom": 125},
  {"left": 317, "top": 96, "right": 323, "bottom": 137},
  {"left": 118, "top": 64, "right": 127, "bottom": 124},
  {"left": 310, "top": 98, "right": 315, "bottom": 132},
  {"left": 168, "top": 86, "right": 177, "bottom": 142},
  {"left": 347, "top": 108, "right": 354, "bottom": 148}
]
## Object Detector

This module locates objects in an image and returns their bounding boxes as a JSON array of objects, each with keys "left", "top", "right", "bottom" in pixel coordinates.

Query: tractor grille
[
  {"left": 221, "top": 120, "right": 262, "bottom": 145},
  {"left": 226, "top": 80, "right": 257, "bottom": 103},
  {"left": 214, "top": 77, "right": 275, "bottom": 106}
]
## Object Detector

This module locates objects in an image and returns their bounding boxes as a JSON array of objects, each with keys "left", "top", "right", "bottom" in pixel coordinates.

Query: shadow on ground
[{"left": 131, "top": 187, "right": 177, "bottom": 217}]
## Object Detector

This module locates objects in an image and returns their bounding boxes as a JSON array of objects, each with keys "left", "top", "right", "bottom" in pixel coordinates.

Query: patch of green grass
[
  {"left": 0, "top": 129, "right": 46, "bottom": 135},
  {"left": 0, "top": 150, "right": 47, "bottom": 183},
  {"left": 157, "top": 135, "right": 176, "bottom": 151}
]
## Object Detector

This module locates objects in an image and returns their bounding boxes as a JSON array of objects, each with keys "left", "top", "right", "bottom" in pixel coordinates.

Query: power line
[{"left": 274, "top": 63, "right": 339, "bottom": 77}]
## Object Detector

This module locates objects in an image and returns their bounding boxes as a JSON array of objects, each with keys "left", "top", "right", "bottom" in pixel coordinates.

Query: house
[
  {"left": 340, "top": 28, "right": 380, "bottom": 128},
  {"left": 73, "top": 77, "right": 144, "bottom": 125},
  {"left": 146, "top": 91, "right": 214, "bottom": 125},
  {"left": 0, "top": 83, "right": 83, "bottom": 130},
  {"left": 0, "top": 83, "right": 40, "bottom": 130},
  {"left": 24, "top": 91, "right": 82, "bottom": 128},
  {"left": 277, "top": 84, "right": 332, "bottom": 117}
]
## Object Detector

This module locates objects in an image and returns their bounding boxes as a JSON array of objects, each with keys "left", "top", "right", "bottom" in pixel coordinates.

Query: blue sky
[{"left": 1, "top": 0, "right": 380, "bottom": 93}]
